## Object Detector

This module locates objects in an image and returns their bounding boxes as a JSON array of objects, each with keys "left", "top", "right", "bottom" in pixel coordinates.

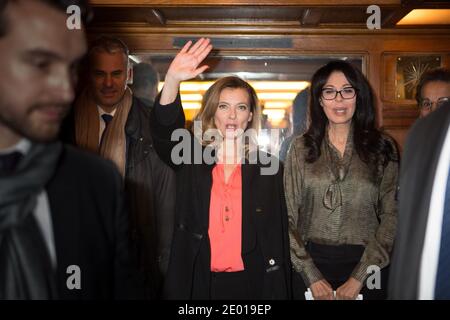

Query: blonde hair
[{"left": 194, "top": 76, "right": 261, "bottom": 146}]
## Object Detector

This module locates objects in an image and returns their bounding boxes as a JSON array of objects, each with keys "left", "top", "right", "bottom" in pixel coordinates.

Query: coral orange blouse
[{"left": 208, "top": 163, "right": 244, "bottom": 272}]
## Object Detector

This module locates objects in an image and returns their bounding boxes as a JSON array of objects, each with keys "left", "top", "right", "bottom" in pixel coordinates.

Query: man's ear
[
  {"left": 127, "top": 64, "right": 133, "bottom": 85},
  {"left": 248, "top": 112, "right": 253, "bottom": 122}
]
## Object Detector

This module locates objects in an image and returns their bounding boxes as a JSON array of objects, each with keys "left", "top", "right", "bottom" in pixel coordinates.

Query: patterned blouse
[{"left": 283, "top": 129, "right": 399, "bottom": 286}]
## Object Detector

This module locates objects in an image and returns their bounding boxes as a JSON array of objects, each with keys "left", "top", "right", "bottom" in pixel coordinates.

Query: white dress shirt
[
  {"left": 0, "top": 139, "right": 57, "bottom": 268},
  {"left": 419, "top": 123, "right": 450, "bottom": 300}
]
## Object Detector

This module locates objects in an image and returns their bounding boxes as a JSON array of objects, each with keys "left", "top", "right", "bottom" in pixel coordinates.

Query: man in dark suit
[
  {"left": 389, "top": 101, "right": 450, "bottom": 299},
  {"left": 63, "top": 36, "right": 175, "bottom": 299},
  {"left": 0, "top": 0, "right": 140, "bottom": 299}
]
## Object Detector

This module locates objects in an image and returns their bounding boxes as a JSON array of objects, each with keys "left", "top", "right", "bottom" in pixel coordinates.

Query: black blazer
[
  {"left": 46, "top": 145, "right": 142, "bottom": 299},
  {"left": 150, "top": 94, "right": 292, "bottom": 300},
  {"left": 61, "top": 96, "right": 176, "bottom": 299},
  {"left": 389, "top": 103, "right": 450, "bottom": 299},
  {"left": 124, "top": 97, "right": 176, "bottom": 299}
]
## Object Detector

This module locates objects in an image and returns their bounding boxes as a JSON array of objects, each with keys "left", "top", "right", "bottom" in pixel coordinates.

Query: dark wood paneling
[
  {"left": 86, "top": 2, "right": 450, "bottom": 148},
  {"left": 300, "top": 9, "right": 322, "bottom": 27},
  {"left": 90, "top": 0, "right": 401, "bottom": 6}
]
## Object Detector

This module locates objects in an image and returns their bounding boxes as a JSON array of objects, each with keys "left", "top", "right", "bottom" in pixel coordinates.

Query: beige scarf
[{"left": 74, "top": 87, "right": 133, "bottom": 177}]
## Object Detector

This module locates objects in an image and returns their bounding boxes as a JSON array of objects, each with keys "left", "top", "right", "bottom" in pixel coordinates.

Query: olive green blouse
[{"left": 283, "top": 130, "right": 399, "bottom": 286}]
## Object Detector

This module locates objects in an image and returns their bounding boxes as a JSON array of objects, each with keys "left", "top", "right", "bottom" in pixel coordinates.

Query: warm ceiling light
[
  {"left": 262, "top": 109, "right": 286, "bottom": 120},
  {"left": 159, "top": 81, "right": 214, "bottom": 92},
  {"left": 180, "top": 82, "right": 214, "bottom": 91},
  {"left": 257, "top": 92, "right": 298, "bottom": 101},
  {"left": 180, "top": 93, "right": 204, "bottom": 101},
  {"left": 181, "top": 102, "right": 202, "bottom": 110},
  {"left": 250, "top": 81, "right": 310, "bottom": 91},
  {"left": 263, "top": 101, "right": 292, "bottom": 109},
  {"left": 397, "top": 9, "right": 450, "bottom": 25},
  {"left": 157, "top": 81, "right": 310, "bottom": 115},
  {"left": 159, "top": 81, "right": 310, "bottom": 92},
  {"left": 262, "top": 109, "right": 286, "bottom": 126}
]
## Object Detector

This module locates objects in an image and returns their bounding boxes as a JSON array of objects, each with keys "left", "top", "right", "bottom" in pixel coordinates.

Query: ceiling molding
[
  {"left": 90, "top": 0, "right": 401, "bottom": 7},
  {"left": 300, "top": 8, "right": 322, "bottom": 27}
]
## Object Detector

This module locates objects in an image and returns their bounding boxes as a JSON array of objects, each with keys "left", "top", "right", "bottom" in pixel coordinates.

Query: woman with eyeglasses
[{"left": 284, "top": 60, "right": 399, "bottom": 300}]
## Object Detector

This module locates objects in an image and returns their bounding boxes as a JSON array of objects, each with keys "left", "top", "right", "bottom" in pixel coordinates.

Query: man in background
[
  {"left": 130, "top": 62, "right": 160, "bottom": 108},
  {"left": 279, "top": 89, "right": 308, "bottom": 163},
  {"left": 415, "top": 68, "right": 450, "bottom": 118},
  {"left": 67, "top": 36, "right": 175, "bottom": 299}
]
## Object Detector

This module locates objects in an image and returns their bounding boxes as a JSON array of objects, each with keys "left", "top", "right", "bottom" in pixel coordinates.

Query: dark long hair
[{"left": 304, "top": 60, "right": 398, "bottom": 173}]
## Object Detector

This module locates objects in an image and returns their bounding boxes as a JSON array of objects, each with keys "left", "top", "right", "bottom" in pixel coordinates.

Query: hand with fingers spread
[
  {"left": 310, "top": 279, "right": 335, "bottom": 300},
  {"left": 160, "top": 38, "right": 213, "bottom": 105}
]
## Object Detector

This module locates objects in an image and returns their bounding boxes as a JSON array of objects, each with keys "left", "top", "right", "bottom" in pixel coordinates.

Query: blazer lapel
[
  {"left": 242, "top": 162, "right": 258, "bottom": 254},
  {"left": 46, "top": 164, "right": 82, "bottom": 299},
  {"left": 196, "top": 155, "right": 214, "bottom": 231},
  {"left": 125, "top": 98, "right": 152, "bottom": 170},
  {"left": 413, "top": 107, "right": 450, "bottom": 236}
]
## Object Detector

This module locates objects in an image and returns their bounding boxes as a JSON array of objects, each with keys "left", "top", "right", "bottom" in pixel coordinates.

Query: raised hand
[
  {"left": 160, "top": 38, "right": 213, "bottom": 105},
  {"left": 167, "top": 38, "right": 212, "bottom": 83}
]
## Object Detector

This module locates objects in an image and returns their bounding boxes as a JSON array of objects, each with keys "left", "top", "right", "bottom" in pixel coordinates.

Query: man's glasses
[
  {"left": 321, "top": 87, "right": 357, "bottom": 100},
  {"left": 420, "top": 97, "right": 450, "bottom": 111}
]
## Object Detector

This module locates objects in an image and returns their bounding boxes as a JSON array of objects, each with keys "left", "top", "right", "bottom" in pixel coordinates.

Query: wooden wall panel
[
  {"left": 90, "top": 0, "right": 401, "bottom": 6},
  {"left": 87, "top": 26, "right": 450, "bottom": 148}
]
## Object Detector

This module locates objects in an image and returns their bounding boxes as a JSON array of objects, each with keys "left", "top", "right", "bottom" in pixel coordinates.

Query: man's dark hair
[
  {"left": 0, "top": 0, "right": 91, "bottom": 37},
  {"left": 131, "top": 62, "right": 160, "bottom": 93},
  {"left": 415, "top": 67, "right": 450, "bottom": 105}
]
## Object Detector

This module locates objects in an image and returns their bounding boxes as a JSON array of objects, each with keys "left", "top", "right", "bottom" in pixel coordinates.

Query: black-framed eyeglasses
[
  {"left": 321, "top": 87, "right": 357, "bottom": 100},
  {"left": 419, "top": 97, "right": 450, "bottom": 111}
]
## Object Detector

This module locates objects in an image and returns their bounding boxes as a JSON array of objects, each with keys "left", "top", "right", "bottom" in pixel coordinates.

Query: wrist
[{"left": 164, "top": 74, "right": 181, "bottom": 87}]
